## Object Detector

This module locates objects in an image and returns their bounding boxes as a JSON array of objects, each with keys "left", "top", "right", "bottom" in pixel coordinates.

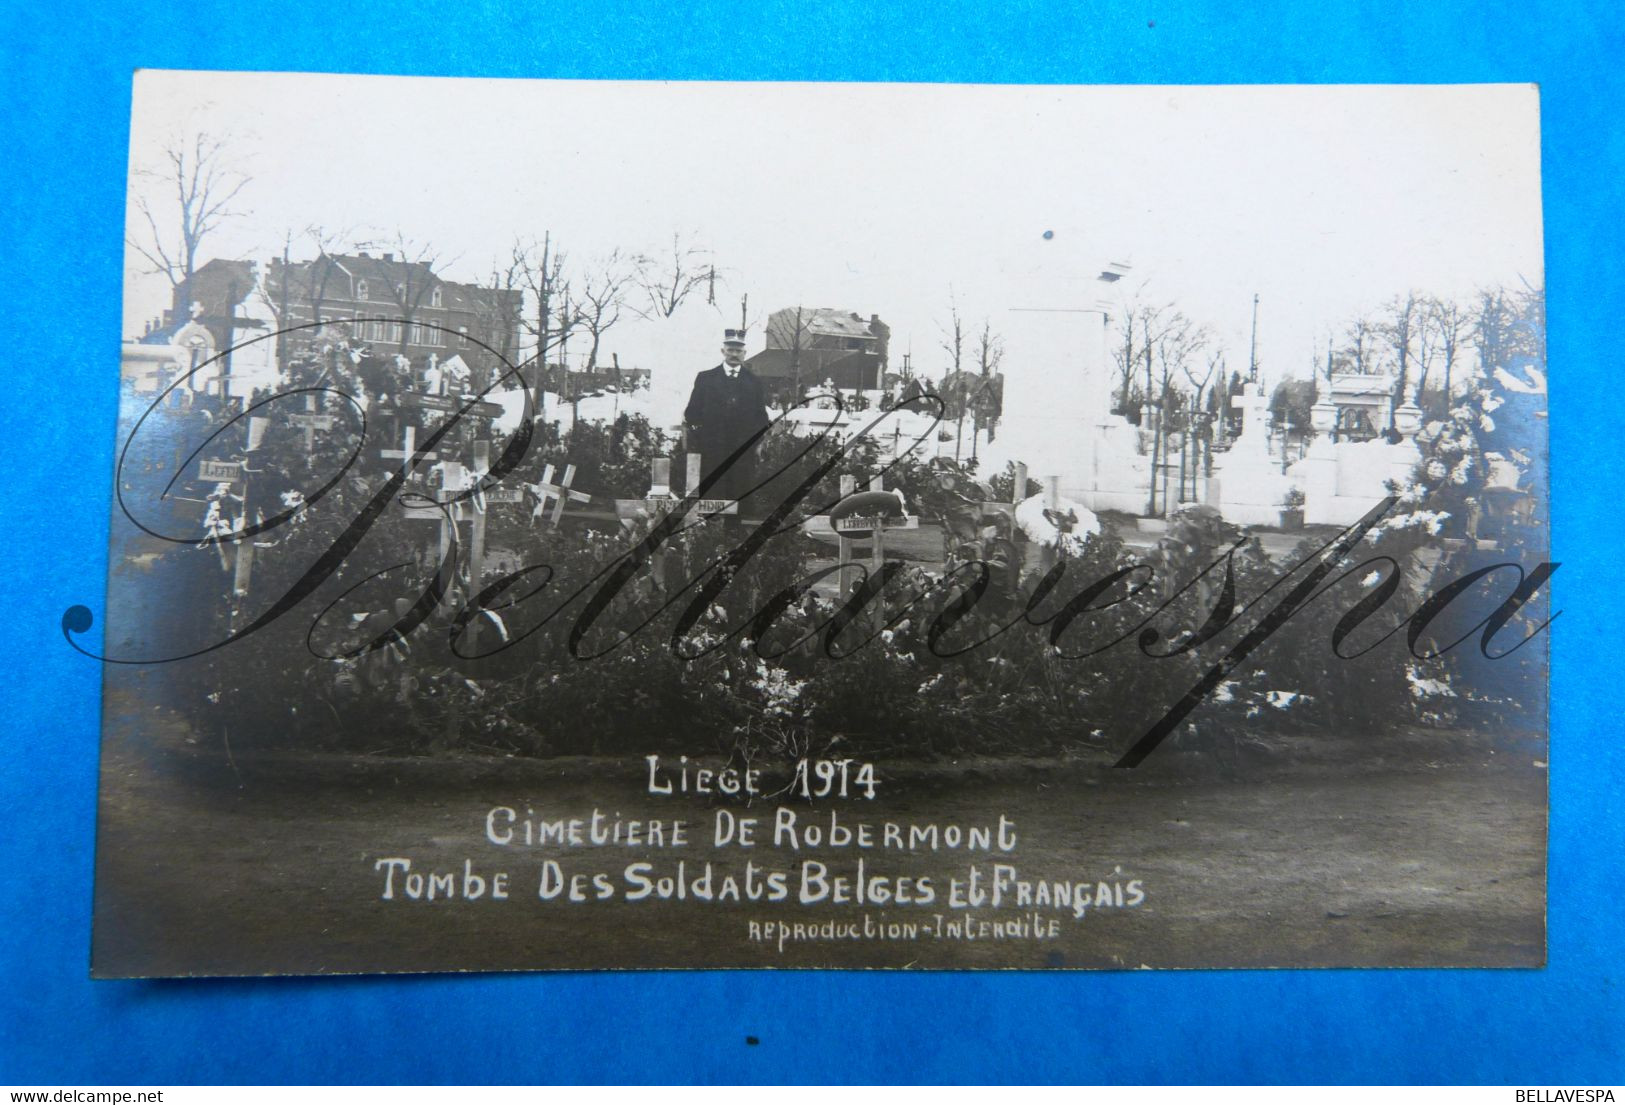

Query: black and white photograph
[{"left": 87, "top": 73, "right": 1551, "bottom": 976}]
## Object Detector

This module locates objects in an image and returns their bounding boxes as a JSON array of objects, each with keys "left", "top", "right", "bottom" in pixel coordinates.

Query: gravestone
[
  {"left": 1287, "top": 382, "right": 1424, "bottom": 526},
  {"left": 1211, "top": 382, "right": 1294, "bottom": 526}
]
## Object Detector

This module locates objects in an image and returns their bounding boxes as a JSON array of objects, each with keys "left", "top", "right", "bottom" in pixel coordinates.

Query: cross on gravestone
[
  {"left": 527, "top": 464, "right": 592, "bottom": 527},
  {"left": 1231, "top": 384, "right": 1272, "bottom": 447}
]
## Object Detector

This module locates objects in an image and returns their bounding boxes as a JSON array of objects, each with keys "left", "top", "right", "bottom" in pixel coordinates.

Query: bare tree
[
  {"left": 939, "top": 294, "right": 968, "bottom": 460},
  {"left": 1513, "top": 280, "right": 1546, "bottom": 367},
  {"left": 1135, "top": 302, "right": 1177, "bottom": 428},
  {"left": 554, "top": 287, "right": 584, "bottom": 426},
  {"left": 1378, "top": 291, "right": 1422, "bottom": 423},
  {"left": 974, "top": 319, "right": 1004, "bottom": 377},
  {"left": 1110, "top": 299, "right": 1144, "bottom": 416},
  {"left": 1182, "top": 345, "right": 1224, "bottom": 486},
  {"left": 1109, "top": 295, "right": 1178, "bottom": 420},
  {"left": 1420, "top": 299, "right": 1466, "bottom": 415},
  {"left": 1184, "top": 346, "right": 1223, "bottom": 431},
  {"left": 554, "top": 289, "right": 580, "bottom": 370},
  {"left": 939, "top": 295, "right": 965, "bottom": 376},
  {"left": 1473, "top": 282, "right": 1545, "bottom": 389},
  {"left": 1474, "top": 287, "right": 1514, "bottom": 379},
  {"left": 128, "top": 130, "right": 251, "bottom": 310},
  {"left": 290, "top": 225, "right": 358, "bottom": 327},
  {"left": 1147, "top": 312, "right": 1205, "bottom": 514},
  {"left": 510, "top": 234, "right": 576, "bottom": 415},
  {"left": 1406, "top": 295, "right": 1457, "bottom": 413},
  {"left": 576, "top": 250, "right": 637, "bottom": 371},
  {"left": 969, "top": 320, "right": 1005, "bottom": 460},
  {"left": 1319, "top": 329, "right": 1338, "bottom": 391},
  {"left": 634, "top": 232, "right": 713, "bottom": 319},
  {"left": 1340, "top": 315, "right": 1378, "bottom": 375},
  {"left": 468, "top": 252, "right": 529, "bottom": 390},
  {"left": 1411, "top": 297, "right": 1441, "bottom": 403}
]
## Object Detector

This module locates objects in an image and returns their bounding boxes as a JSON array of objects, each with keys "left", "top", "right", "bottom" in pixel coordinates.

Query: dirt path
[{"left": 92, "top": 710, "right": 1545, "bottom": 977}]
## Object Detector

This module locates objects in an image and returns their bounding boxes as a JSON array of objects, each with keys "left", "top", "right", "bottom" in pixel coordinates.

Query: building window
[
  {"left": 356, "top": 279, "right": 368, "bottom": 301},
  {"left": 431, "top": 287, "right": 443, "bottom": 308},
  {"left": 458, "top": 326, "right": 469, "bottom": 347}
]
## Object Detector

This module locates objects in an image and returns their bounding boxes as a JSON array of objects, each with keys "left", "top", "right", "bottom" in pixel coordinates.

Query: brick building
[
  {"left": 746, "top": 307, "right": 889, "bottom": 399},
  {"left": 147, "top": 253, "right": 524, "bottom": 389}
]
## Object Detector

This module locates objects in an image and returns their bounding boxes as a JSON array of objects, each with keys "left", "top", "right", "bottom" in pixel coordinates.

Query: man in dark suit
[{"left": 684, "top": 328, "right": 771, "bottom": 508}]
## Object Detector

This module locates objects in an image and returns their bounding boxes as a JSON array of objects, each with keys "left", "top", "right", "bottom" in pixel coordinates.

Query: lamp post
[{"left": 1247, "top": 292, "right": 1260, "bottom": 383}]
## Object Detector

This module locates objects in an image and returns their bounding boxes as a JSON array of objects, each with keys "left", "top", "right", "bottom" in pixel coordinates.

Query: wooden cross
[
  {"left": 195, "top": 280, "right": 268, "bottom": 401},
  {"left": 289, "top": 392, "right": 336, "bottom": 455},
  {"left": 836, "top": 473, "right": 860, "bottom": 597},
  {"left": 430, "top": 460, "right": 465, "bottom": 566},
  {"left": 829, "top": 474, "right": 919, "bottom": 599},
  {"left": 614, "top": 454, "right": 738, "bottom": 530},
  {"left": 529, "top": 463, "right": 591, "bottom": 527},
  {"left": 379, "top": 423, "right": 439, "bottom": 474},
  {"left": 1038, "top": 475, "right": 1064, "bottom": 573},
  {"left": 215, "top": 415, "right": 270, "bottom": 629}
]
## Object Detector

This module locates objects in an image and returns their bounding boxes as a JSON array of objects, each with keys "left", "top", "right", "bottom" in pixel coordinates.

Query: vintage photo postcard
[{"left": 86, "top": 74, "right": 1550, "bottom": 976}]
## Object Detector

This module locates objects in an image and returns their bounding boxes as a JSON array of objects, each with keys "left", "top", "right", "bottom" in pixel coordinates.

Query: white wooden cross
[
  {"left": 379, "top": 423, "right": 439, "bottom": 473},
  {"left": 527, "top": 463, "right": 592, "bottom": 527},
  {"left": 397, "top": 460, "right": 463, "bottom": 569},
  {"left": 289, "top": 392, "right": 336, "bottom": 455},
  {"left": 827, "top": 473, "right": 918, "bottom": 599}
]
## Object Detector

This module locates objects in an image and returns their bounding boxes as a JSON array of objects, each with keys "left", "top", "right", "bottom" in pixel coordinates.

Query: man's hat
[{"left": 722, "top": 328, "right": 747, "bottom": 347}]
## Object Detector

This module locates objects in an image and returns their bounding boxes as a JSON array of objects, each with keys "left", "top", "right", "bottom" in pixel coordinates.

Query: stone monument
[
  {"left": 1211, "top": 381, "right": 1294, "bottom": 526},
  {"left": 999, "top": 243, "right": 1148, "bottom": 513},
  {"left": 1287, "top": 378, "right": 1424, "bottom": 526}
]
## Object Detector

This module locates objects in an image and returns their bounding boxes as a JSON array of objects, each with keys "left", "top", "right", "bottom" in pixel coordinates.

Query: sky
[{"left": 123, "top": 73, "right": 1544, "bottom": 398}]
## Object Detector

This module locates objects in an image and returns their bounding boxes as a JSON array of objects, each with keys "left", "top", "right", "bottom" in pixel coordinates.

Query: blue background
[{"left": 2, "top": 0, "right": 1620, "bottom": 1085}]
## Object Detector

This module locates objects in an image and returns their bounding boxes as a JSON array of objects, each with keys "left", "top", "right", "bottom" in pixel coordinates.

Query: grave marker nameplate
[{"left": 197, "top": 460, "right": 243, "bottom": 484}]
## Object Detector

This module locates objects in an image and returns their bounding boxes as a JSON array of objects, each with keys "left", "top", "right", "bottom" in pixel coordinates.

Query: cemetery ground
[{"left": 92, "top": 680, "right": 1546, "bottom": 975}]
